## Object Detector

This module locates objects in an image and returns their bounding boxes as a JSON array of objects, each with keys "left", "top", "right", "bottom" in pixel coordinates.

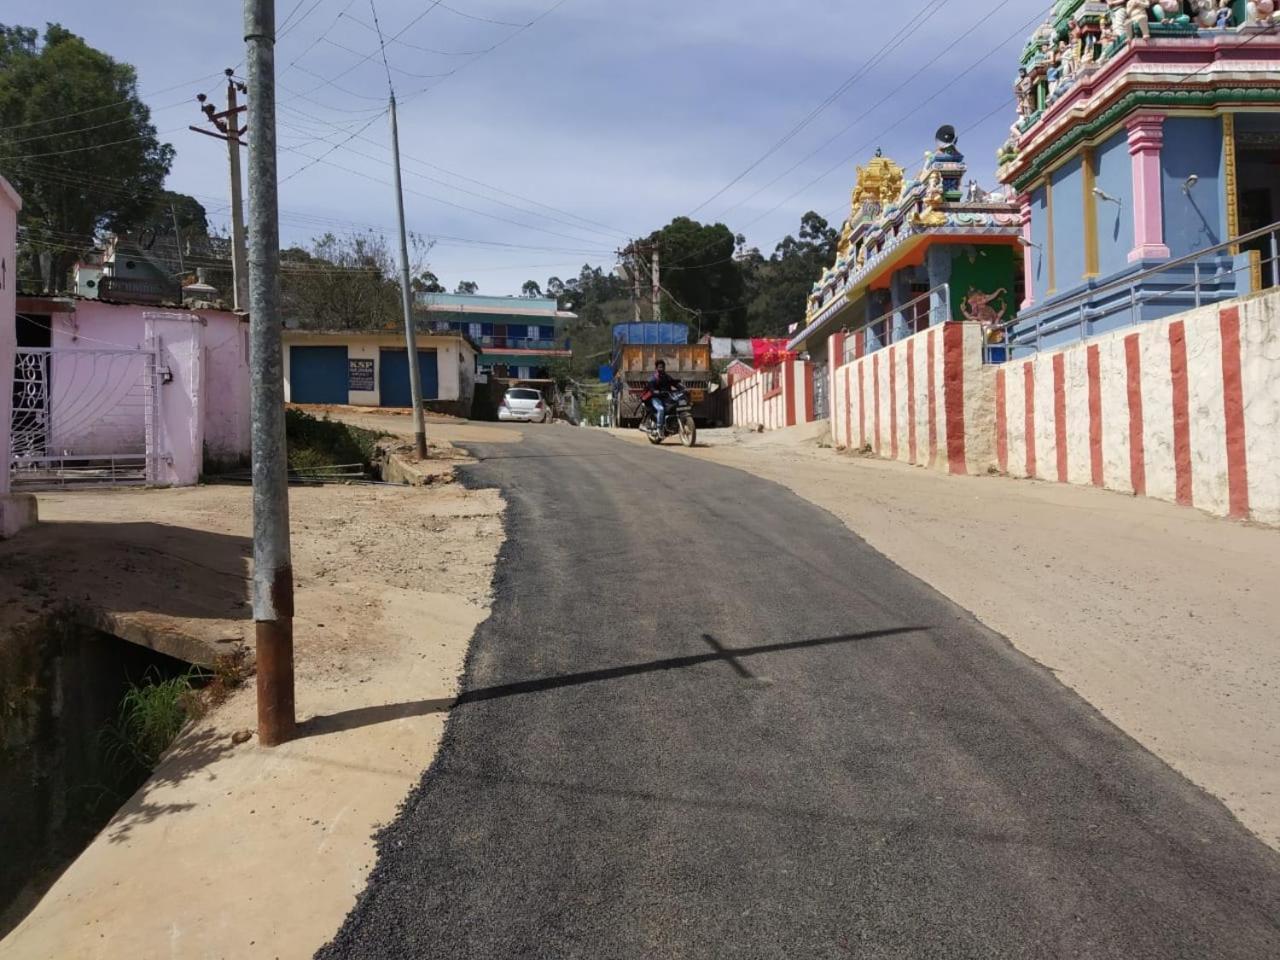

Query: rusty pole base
[
  {"left": 414, "top": 430, "right": 428, "bottom": 461},
  {"left": 256, "top": 618, "right": 296, "bottom": 746}
]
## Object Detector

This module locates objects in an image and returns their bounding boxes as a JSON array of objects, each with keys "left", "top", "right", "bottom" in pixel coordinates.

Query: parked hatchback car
[{"left": 498, "top": 387, "right": 549, "bottom": 423}]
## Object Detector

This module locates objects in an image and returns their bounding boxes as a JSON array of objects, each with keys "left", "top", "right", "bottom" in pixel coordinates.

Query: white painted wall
[
  {"left": 282, "top": 333, "right": 476, "bottom": 407},
  {"left": 995, "top": 290, "right": 1280, "bottom": 524},
  {"left": 832, "top": 323, "right": 994, "bottom": 475}
]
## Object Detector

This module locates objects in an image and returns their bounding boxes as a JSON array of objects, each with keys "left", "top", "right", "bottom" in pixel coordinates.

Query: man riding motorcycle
[{"left": 641, "top": 359, "right": 682, "bottom": 438}]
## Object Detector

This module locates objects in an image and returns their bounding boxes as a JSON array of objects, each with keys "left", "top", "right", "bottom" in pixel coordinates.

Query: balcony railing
[
  {"left": 840, "top": 284, "right": 952, "bottom": 366},
  {"left": 1004, "top": 220, "right": 1280, "bottom": 358},
  {"left": 475, "top": 336, "right": 563, "bottom": 351}
]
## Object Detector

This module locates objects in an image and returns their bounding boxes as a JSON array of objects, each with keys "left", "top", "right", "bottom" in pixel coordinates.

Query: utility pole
[
  {"left": 190, "top": 69, "right": 249, "bottom": 311},
  {"left": 651, "top": 245, "right": 662, "bottom": 323},
  {"left": 389, "top": 93, "right": 428, "bottom": 460},
  {"left": 632, "top": 244, "right": 642, "bottom": 323},
  {"left": 244, "top": 0, "right": 295, "bottom": 747}
]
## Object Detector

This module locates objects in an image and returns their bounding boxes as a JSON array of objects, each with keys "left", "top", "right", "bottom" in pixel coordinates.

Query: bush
[
  {"left": 100, "top": 670, "right": 196, "bottom": 771},
  {"left": 285, "top": 408, "right": 384, "bottom": 471}
]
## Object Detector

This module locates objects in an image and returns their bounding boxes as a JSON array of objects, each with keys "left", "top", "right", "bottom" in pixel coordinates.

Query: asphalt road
[{"left": 317, "top": 425, "right": 1280, "bottom": 959}]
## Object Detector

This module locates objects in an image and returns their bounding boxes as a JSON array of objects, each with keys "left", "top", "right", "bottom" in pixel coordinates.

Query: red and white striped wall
[
  {"left": 996, "top": 293, "right": 1280, "bottom": 524},
  {"left": 830, "top": 322, "right": 996, "bottom": 475},
  {"left": 730, "top": 359, "right": 816, "bottom": 431}
]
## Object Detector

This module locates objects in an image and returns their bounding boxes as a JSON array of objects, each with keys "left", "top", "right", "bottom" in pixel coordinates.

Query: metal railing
[
  {"left": 841, "top": 284, "right": 951, "bottom": 366},
  {"left": 475, "top": 335, "right": 562, "bottom": 351},
  {"left": 1005, "top": 220, "right": 1280, "bottom": 356}
]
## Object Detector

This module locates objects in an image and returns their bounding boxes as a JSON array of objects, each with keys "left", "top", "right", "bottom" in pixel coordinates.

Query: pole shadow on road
[{"left": 296, "top": 626, "right": 926, "bottom": 740}]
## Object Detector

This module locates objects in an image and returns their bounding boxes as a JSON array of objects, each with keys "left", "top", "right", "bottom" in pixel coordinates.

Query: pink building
[{"left": 12, "top": 294, "right": 250, "bottom": 488}]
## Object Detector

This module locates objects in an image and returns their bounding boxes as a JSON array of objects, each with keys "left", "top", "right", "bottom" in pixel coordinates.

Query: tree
[
  {"left": 643, "top": 217, "right": 747, "bottom": 336},
  {"left": 0, "top": 24, "right": 174, "bottom": 290},
  {"left": 743, "top": 211, "right": 839, "bottom": 336},
  {"left": 455, "top": 280, "right": 478, "bottom": 295},
  {"left": 281, "top": 230, "right": 433, "bottom": 330},
  {"left": 413, "top": 270, "right": 445, "bottom": 294},
  {"left": 545, "top": 276, "right": 565, "bottom": 297},
  {"left": 521, "top": 280, "right": 542, "bottom": 298}
]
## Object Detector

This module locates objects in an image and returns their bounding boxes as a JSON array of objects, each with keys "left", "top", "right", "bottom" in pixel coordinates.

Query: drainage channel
[{"left": 0, "top": 608, "right": 213, "bottom": 939}]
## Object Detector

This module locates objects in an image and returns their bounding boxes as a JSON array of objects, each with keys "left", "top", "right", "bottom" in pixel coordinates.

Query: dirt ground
[
  {"left": 614, "top": 423, "right": 1280, "bottom": 851},
  {"left": 1, "top": 436, "right": 508, "bottom": 959}
]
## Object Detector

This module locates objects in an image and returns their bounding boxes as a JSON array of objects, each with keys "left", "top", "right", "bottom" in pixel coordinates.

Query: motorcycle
[{"left": 639, "top": 388, "right": 697, "bottom": 447}]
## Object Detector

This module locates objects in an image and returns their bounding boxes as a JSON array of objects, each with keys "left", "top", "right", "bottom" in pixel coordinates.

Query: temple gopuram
[
  {"left": 787, "top": 134, "right": 1023, "bottom": 378},
  {"left": 999, "top": 0, "right": 1280, "bottom": 350}
]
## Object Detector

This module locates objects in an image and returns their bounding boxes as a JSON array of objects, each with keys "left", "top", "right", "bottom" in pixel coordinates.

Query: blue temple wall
[
  {"left": 1093, "top": 129, "right": 1132, "bottom": 280},
  {"left": 1161, "top": 116, "right": 1226, "bottom": 259},
  {"left": 1050, "top": 156, "right": 1087, "bottom": 294},
  {"left": 1029, "top": 184, "right": 1050, "bottom": 302}
]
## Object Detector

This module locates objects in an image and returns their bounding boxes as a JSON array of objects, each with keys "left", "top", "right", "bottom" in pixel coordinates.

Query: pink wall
[{"left": 33, "top": 300, "right": 249, "bottom": 485}]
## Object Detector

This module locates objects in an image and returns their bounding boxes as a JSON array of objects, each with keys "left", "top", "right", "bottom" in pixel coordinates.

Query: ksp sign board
[{"left": 348, "top": 358, "right": 375, "bottom": 392}]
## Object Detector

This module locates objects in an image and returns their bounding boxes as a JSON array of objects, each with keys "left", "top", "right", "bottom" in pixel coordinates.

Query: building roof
[
  {"left": 281, "top": 327, "right": 482, "bottom": 354},
  {"left": 789, "top": 143, "right": 1020, "bottom": 351},
  {"left": 418, "top": 292, "right": 576, "bottom": 319},
  {"left": 998, "top": 18, "right": 1280, "bottom": 190}
]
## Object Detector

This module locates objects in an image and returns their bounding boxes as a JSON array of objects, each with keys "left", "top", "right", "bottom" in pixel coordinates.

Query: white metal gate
[{"left": 9, "top": 344, "right": 163, "bottom": 488}]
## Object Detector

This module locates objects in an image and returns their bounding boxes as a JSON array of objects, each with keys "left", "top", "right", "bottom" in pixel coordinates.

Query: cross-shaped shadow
[{"left": 299, "top": 625, "right": 926, "bottom": 739}]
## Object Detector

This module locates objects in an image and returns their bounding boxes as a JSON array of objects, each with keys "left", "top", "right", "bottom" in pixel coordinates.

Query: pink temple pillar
[
  {"left": 1019, "top": 192, "right": 1035, "bottom": 309},
  {"left": 1126, "top": 114, "right": 1171, "bottom": 263}
]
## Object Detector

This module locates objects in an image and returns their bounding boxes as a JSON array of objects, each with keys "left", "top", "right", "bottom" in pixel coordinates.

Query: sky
[{"left": 17, "top": 0, "right": 1052, "bottom": 296}]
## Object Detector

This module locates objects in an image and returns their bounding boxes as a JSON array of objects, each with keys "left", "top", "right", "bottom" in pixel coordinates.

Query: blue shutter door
[
  {"left": 290, "top": 345, "right": 349, "bottom": 404},
  {"left": 378, "top": 348, "right": 439, "bottom": 407}
]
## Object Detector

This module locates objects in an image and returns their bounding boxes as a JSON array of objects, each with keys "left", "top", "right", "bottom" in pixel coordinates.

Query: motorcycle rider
[{"left": 643, "top": 359, "right": 682, "bottom": 436}]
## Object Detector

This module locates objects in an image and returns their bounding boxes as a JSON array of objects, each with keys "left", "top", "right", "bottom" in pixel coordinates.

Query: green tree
[
  {"left": 521, "top": 280, "right": 542, "bottom": 298},
  {"left": 0, "top": 23, "right": 174, "bottom": 290},
  {"left": 743, "top": 211, "right": 839, "bottom": 336},
  {"left": 455, "top": 280, "right": 478, "bottom": 294},
  {"left": 640, "top": 217, "right": 747, "bottom": 337},
  {"left": 281, "top": 230, "right": 432, "bottom": 331},
  {"left": 413, "top": 270, "right": 445, "bottom": 294}
]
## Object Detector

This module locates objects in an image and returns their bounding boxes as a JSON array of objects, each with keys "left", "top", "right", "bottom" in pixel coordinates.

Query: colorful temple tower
[
  {"left": 1000, "top": 0, "right": 1280, "bottom": 350},
  {"left": 787, "top": 134, "right": 1023, "bottom": 379}
]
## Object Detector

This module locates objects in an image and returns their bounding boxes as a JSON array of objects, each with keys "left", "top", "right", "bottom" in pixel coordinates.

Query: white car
[{"left": 498, "top": 387, "right": 550, "bottom": 423}]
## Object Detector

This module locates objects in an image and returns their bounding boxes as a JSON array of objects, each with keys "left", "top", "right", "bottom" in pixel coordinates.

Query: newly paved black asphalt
[{"left": 318, "top": 425, "right": 1280, "bottom": 959}]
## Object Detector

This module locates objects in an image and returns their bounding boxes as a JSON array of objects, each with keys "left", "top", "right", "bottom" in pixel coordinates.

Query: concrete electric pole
[
  {"left": 244, "top": 0, "right": 296, "bottom": 746},
  {"left": 389, "top": 93, "right": 428, "bottom": 460},
  {"left": 190, "top": 71, "right": 250, "bottom": 311},
  {"left": 651, "top": 245, "right": 662, "bottom": 324}
]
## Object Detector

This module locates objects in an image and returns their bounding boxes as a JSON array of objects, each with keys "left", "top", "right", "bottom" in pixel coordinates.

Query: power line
[
  {"left": 0, "top": 128, "right": 185, "bottom": 161},
  {"left": 277, "top": 141, "right": 619, "bottom": 248},
  {"left": 437, "top": 2, "right": 527, "bottom": 27},
  {"left": 340, "top": 11, "right": 496, "bottom": 54},
  {"left": 0, "top": 71, "right": 222, "bottom": 133},
  {"left": 278, "top": 100, "right": 631, "bottom": 238},
  {"left": 687, "top": 0, "right": 933, "bottom": 217},
  {"left": 719, "top": 0, "right": 1036, "bottom": 223}
]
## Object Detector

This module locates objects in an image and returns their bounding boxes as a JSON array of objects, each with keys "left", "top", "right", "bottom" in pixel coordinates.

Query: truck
[{"left": 610, "top": 323, "right": 718, "bottom": 428}]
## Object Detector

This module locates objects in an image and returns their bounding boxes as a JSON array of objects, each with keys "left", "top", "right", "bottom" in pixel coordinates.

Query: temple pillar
[
  {"left": 864, "top": 295, "right": 886, "bottom": 352},
  {"left": 1019, "top": 192, "right": 1035, "bottom": 308},
  {"left": 890, "top": 271, "right": 912, "bottom": 342},
  {"left": 926, "top": 246, "right": 953, "bottom": 323},
  {"left": 1127, "top": 113, "right": 1171, "bottom": 263}
]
